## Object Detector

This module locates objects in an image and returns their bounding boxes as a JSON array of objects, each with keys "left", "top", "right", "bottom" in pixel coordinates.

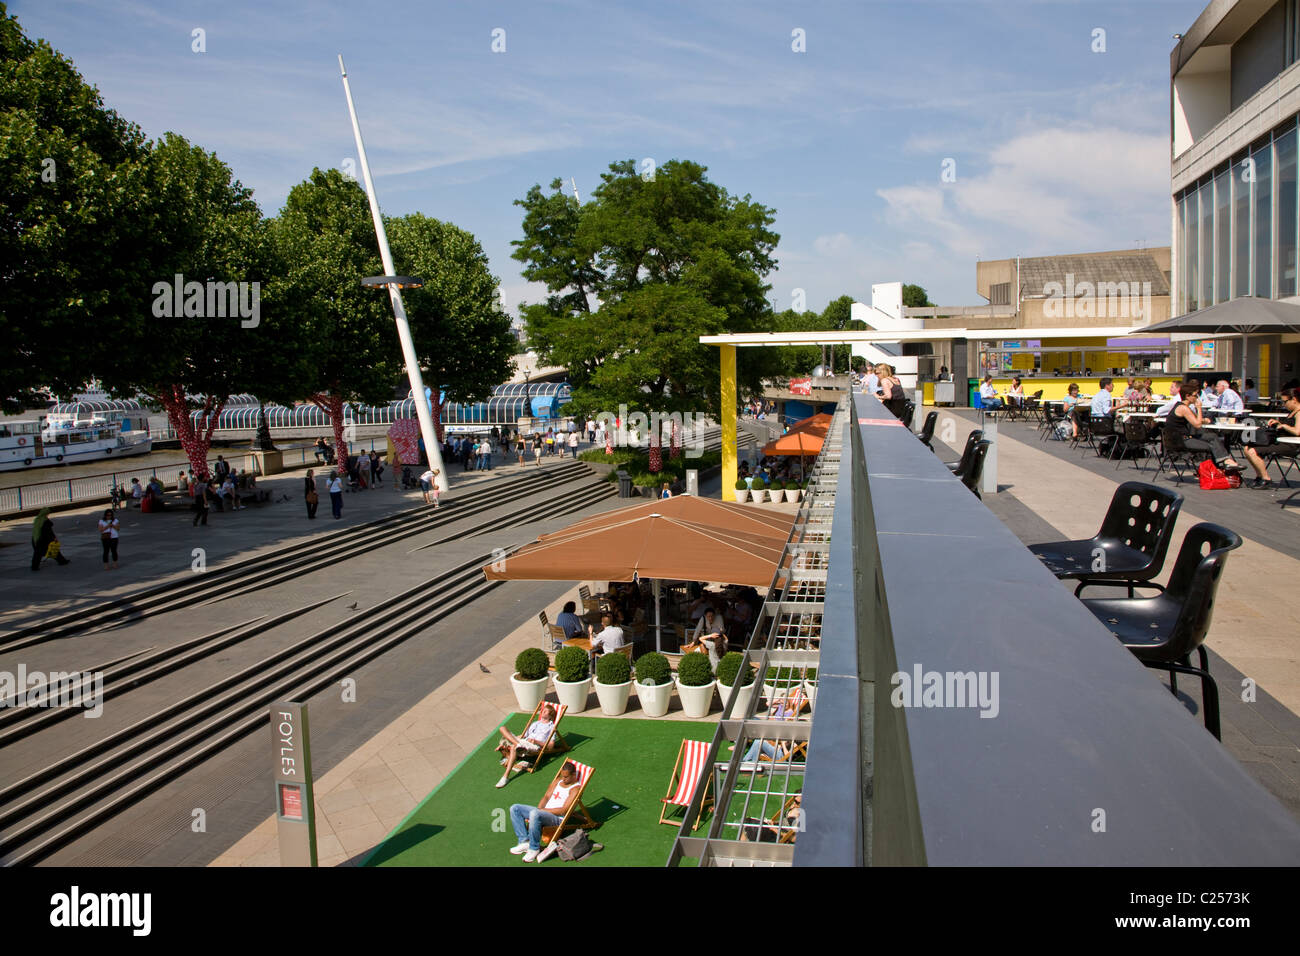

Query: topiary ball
[
  {"left": 634, "top": 651, "right": 671, "bottom": 687},
  {"left": 677, "top": 651, "right": 714, "bottom": 687},
  {"left": 515, "top": 647, "right": 549, "bottom": 682},
  {"left": 595, "top": 652, "right": 631, "bottom": 685},
  {"left": 554, "top": 645, "right": 590, "bottom": 683}
]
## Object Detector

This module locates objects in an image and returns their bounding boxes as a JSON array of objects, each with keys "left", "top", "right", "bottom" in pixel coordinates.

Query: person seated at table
[
  {"left": 1137, "top": 379, "right": 1154, "bottom": 402},
  {"left": 1154, "top": 381, "right": 1182, "bottom": 417},
  {"left": 495, "top": 703, "right": 558, "bottom": 788},
  {"left": 1242, "top": 387, "right": 1300, "bottom": 490},
  {"left": 555, "top": 601, "right": 585, "bottom": 641},
  {"left": 1006, "top": 377, "right": 1024, "bottom": 405},
  {"left": 1199, "top": 381, "right": 1219, "bottom": 409},
  {"left": 1121, "top": 378, "right": 1141, "bottom": 405},
  {"left": 1214, "top": 379, "right": 1244, "bottom": 413},
  {"left": 683, "top": 608, "right": 726, "bottom": 664},
  {"left": 588, "top": 613, "right": 626, "bottom": 656},
  {"left": 978, "top": 374, "right": 1002, "bottom": 409},
  {"left": 1061, "top": 383, "right": 1082, "bottom": 439},
  {"left": 1244, "top": 379, "right": 1260, "bottom": 403},
  {"left": 1166, "top": 379, "right": 1244, "bottom": 475},
  {"left": 1090, "top": 377, "right": 1118, "bottom": 419}
]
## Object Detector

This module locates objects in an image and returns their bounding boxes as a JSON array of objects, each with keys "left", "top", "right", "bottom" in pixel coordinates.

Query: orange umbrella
[
  {"left": 787, "top": 413, "right": 832, "bottom": 435},
  {"left": 762, "top": 429, "right": 824, "bottom": 457},
  {"left": 483, "top": 495, "right": 791, "bottom": 588}
]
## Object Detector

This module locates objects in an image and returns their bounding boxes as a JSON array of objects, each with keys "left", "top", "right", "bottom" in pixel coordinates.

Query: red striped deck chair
[
  {"left": 659, "top": 739, "right": 714, "bottom": 829},
  {"left": 764, "top": 689, "right": 809, "bottom": 763},
  {"left": 497, "top": 701, "right": 570, "bottom": 779},
  {"left": 539, "top": 760, "right": 599, "bottom": 847}
]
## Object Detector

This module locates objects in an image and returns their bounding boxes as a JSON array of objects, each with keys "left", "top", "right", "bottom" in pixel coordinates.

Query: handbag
[
  {"left": 45, "top": 540, "right": 61, "bottom": 559},
  {"left": 1197, "top": 459, "right": 1241, "bottom": 490},
  {"left": 554, "top": 829, "right": 599, "bottom": 861},
  {"left": 305, "top": 489, "right": 318, "bottom": 504}
]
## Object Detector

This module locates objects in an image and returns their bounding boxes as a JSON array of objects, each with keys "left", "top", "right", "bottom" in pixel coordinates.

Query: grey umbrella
[{"left": 1135, "top": 297, "right": 1300, "bottom": 389}]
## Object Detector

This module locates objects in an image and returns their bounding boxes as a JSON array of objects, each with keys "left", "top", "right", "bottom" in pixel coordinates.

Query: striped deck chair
[
  {"left": 539, "top": 760, "right": 599, "bottom": 847},
  {"left": 760, "top": 690, "right": 809, "bottom": 765},
  {"left": 659, "top": 739, "right": 714, "bottom": 829},
  {"left": 497, "top": 701, "right": 570, "bottom": 779}
]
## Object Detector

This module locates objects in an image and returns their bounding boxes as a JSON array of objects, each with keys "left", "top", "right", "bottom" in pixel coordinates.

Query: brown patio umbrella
[
  {"left": 762, "top": 429, "right": 824, "bottom": 456},
  {"left": 534, "top": 493, "right": 793, "bottom": 542}
]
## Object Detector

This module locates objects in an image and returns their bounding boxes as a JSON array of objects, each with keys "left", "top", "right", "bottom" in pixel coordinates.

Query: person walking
[
  {"left": 191, "top": 476, "right": 210, "bottom": 526},
  {"left": 368, "top": 450, "right": 380, "bottom": 487},
  {"left": 304, "top": 469, "right": 319, "bottom": 519},
  {"left": 516, "top": 431, "right": 526, "bottom": 466},
  {"left": 328, "top": 470, "right": 344, "bottom": 519},
  {"left": 568, "top": 430, "right": 579, "bottom": 458},
  {"left": 98, "top": 509, "right": 120, "bottom": 570},
  {"left": 532, "top": 432, "right": 544, "bottom": 467},
  {"left": 31, "top": 508, "right": 71, "bottom": 571}
]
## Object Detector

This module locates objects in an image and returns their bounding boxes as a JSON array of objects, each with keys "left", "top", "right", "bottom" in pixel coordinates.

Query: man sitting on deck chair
[
  {"left": 495, "top": 702, "right": 558, "bottom": 788},
  {"left": 508, "top": 760, "right": 585, "bottom": 862}
]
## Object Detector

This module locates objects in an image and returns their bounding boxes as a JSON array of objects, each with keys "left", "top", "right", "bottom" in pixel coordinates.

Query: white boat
[{"left": 0, "top": 415, "right": 153, "bottom": 472}]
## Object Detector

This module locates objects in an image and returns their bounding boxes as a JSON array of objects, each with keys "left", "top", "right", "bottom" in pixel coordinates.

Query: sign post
[{"left": 271, "top": 701, "right": 317, "bottom": 867}]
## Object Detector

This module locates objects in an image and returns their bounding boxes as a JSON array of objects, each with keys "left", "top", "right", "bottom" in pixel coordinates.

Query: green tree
[
  {"left": 902, "top": 283, "right": 932, "bottom": 308},
  {"left": 514, "top": 159, "right": 779, "bottom": 423},
  {"left": 98, "top": 133, "right": 287, "bottom": 478},
  {"left": 0, "top": 6, "right": 147, "bottom": 411},
  {"left": 387, "top": 214, "right": 516, "bottom": 440},
  {"left": 270, "top": 168, "right": 396, "bottom": 465}
]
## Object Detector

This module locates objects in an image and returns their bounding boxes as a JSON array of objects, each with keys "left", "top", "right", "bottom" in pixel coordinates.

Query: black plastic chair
[
  {"left": 1116, "top": 418, "right": 1157, "bottom": 472},
  {"left": 1025, "top": 390, "right": 1045, "bottom": 425},
  {"left": 916, "top": 411, "right": 938, "bottom": 449},
  {"left": 1080, "top": 523, "right": 1242, "bottom": 739},
  {"left": 1028, "top": 481, "right": 1183, "bottom": 596},
  {"left": 1070, "top": 406, "right": 1096, "bottom": 454},
  {"left": 1154, "top": 427, "right": 1210, "bottom": 484},
  {"left": 960, "top": 440, "right": 991, "bottom": 499},
  {"left": 945, "top": 429, "right": 984, "bottom": 476},
  {"left": 1090, "top": 413, "right": 1118, "bottom": 459}
]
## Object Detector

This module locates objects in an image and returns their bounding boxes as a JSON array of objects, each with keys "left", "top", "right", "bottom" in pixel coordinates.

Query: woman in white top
[
  {"left": 567, "top": 431, "right": 579, "bottom": 455},
  {"left": 328, "top": 472, "right": 344, "bottom": 519},
  {"left": 97, "top": 509, "right": 120, "bottom": 570}
]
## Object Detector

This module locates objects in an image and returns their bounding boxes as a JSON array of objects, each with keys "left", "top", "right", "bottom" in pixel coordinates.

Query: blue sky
[{"left": 13, "top": 0, "right": 1204, "bottom": 314}]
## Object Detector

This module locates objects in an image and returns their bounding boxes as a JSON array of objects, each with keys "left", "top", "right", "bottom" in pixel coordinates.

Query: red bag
[{"left": 1197, "top": 460, "right": 1241, "bottom": 490}]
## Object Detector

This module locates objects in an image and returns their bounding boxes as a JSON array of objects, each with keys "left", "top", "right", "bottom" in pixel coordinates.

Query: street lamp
[{"left": 339, "top": 56, "right": 448, "bottom": 493}]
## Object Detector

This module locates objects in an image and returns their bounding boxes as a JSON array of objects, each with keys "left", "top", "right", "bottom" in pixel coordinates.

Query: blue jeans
[
  {"left": 510, "top": 804, "right": 563, "bottom": 851},
  {"left": 330, "top": 491, "right": 343, "bottom": 518},
  {"left": 743, "top": 739, "right": 778, "bottom": 762}
]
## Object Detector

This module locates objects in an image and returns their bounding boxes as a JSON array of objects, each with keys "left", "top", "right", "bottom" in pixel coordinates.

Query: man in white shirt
[
  {"left": 1214, "top": 380, "right": 1244, "bottom": 412},
  {"left": 1154, "top": 382, "right": 1182, "bottom": 416},
  {"left": 1200, "top": 383, "right": 1219, "bottom": 409},
  {"left": 978, "top": 375, "right": 1003, "bottom": 409},
  {"left": 1090, "top": 378, "right": 1115, "bottom": 418},
  {"left": 588, "top": 613, "right": 626, "bottom": 655}
]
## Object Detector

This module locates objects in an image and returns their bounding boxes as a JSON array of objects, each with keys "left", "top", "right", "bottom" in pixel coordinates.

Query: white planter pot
[
  {"left": 749, "top": 489, "right": 767, "bottom": 504},
  {"left": 510, "top": 673, "right": 550, "bottom": 713},
  {"left": 773, "top": 489, "right": 789, "bottom": 503},
  {"left": 553, "top": 677, "right": 592, "bottom": 715},
  {"left": 734, "top": 488, "right": 750, "bottom": 503},
  {"left": 594, "top": 679, "right": 633, "bottom": 716},
  {"left": 716, "top": 679, "right": 755, "bottom": 718},
  {"left": 789, "top": 488, "right": 802, "bottom": 502},
  {"left": 636, "top": 679, "right": 674, "bottom": 717},
  {"left": 675, "top": 678, "right": 716, "bottom": 718}
]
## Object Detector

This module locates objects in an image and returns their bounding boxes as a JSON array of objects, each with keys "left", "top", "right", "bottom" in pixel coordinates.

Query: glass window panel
[
  {"left": 1254, "top": 142, "right": 1273, "bottom": 298},
  {"left": 1277, "top": 127, "right": 1298, "bottom": 297},
  {"left": 1178, "top": 195, "right": 1189, "bottom": 312},
  {"left": 1234, "top": 158, "right": 1252, "bottom": 297},
  {"left": 1200, "top": 179, "right": 1214, "bottom": 308},
  {"left": 1215, "top": 168, "right": 1231, "bottom": 303}
]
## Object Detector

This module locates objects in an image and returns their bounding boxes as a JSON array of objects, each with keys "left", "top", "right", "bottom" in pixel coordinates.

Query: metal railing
[{"left": 0, "top": 441, "right": 364, "bottom": 515}]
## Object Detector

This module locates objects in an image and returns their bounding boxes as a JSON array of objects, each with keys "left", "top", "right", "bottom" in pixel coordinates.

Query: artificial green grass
[{"left": 364, "top": 715, "right": 715, "bottom": 867}]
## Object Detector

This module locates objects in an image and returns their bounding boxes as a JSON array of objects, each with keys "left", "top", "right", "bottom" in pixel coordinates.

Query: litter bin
[
  {"left": 967, "top": 378, "right": 980, "bottom": 408},
  {"left": 616, "top": 469, "right": 633, "bottom": 498}
]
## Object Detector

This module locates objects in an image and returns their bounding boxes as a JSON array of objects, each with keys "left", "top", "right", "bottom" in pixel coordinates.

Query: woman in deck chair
[
  {"left": 508, "top": 761, "right": 583, "bottom": 862},
  {"left": 740, "top": 793, "right": 802, "bottom": 843},
  {"left": 495, "top": 703, "right": 558, "bottom": 788},
  {"left": 736, "top": 692, "right": 803, "bottom": 769}
]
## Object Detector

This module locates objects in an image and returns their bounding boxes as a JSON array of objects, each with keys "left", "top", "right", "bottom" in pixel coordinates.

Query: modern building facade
[{"left": 1171, "top": 0, "right": 1300, "bottom": 388}]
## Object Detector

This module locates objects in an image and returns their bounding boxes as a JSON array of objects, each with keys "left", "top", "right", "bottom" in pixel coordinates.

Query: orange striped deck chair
[
  {"left": 659, "top": 738, "right": 714, "bottom": 829},
  {"left": 539, "top": 760, "right": 599, "bottom": 847},
  {"left": 498, "top": 701, "right": 570, "bottom": 779}
]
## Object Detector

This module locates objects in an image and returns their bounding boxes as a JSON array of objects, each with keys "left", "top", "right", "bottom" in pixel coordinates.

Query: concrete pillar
[{"left": 721, "top": 344, "right": 737, "bottom": 500}]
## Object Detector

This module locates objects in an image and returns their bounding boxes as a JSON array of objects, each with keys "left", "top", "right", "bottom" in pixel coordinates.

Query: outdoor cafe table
[{"left": 1280, "top": 436, "right": 1300, "bottom": 445}]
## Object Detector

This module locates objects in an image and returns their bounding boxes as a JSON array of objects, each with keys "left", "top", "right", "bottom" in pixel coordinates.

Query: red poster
[
  {"left": 279, "top": 783, "right": 304, "bottom": 821},
  {"left": 790, "top": 377, "right": 812, "bottom": 396},
  {"left": 858, "top": 418, "right": 905, "bottom": 426}
]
